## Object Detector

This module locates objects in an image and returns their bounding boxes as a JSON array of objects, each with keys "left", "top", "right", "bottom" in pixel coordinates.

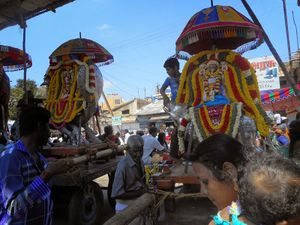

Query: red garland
[{"left": 234, "top": 55, "right": 250, "bottom": 71}]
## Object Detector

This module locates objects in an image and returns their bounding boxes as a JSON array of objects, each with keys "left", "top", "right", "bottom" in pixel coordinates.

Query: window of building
[
  {"left": 115, "top": 99, "right": 121, "bottom": 105},
  {"left": 122, "top": 109, "right": 130, "bottom": 115}
]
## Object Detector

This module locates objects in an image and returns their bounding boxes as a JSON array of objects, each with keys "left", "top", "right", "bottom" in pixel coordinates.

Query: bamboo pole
[
  {"left": 103, "top": 193, "right": 155, "bottom": 225},
  {"left": 241, "top": 0, "right": 300, "bottom": 101},
  {"left": 282, "top": 0, "right": 292, "bottom": 62},
  {"left": 102, "top": 91, "right": 121, "bottom": 132},
  {"left": 103, "top": 92, "right": 114, "bottom": 117},
  {"left": 71, "top": 145, "right": 126, "bottom": 165},
  {"left": 22, "top": 26, "right": 28, "bottom": 104}
]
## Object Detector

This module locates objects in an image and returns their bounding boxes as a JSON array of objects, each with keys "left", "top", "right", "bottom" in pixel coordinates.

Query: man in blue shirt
[
  {"left": 160, "top": 58, "right": 181, "bottom": 110},
  {"left": 0, "top": 107, "right": 70, "bottom": 225},
  {"left": 160, "top": 58, "right": 181, "bottom": 159}
]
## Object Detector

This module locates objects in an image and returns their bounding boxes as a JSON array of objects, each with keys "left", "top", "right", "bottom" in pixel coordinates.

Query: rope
[{"left": 147, "top": 189, "right": 206, "bottom": 211}]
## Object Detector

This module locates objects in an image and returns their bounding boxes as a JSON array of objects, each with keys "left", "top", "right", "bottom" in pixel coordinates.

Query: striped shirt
[{"left": 0, "top": 140, "right": 52, "bottom": 225}]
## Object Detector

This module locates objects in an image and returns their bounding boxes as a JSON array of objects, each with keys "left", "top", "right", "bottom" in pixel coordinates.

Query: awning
[
  {"left": 0, "top": 0, "right": 74, "bottom": 30},
  {"left": 260, "top": 84, "right": 300, "bottom": 103},
  {"left": 260, "top": 84, "right": 300, "bottom": 111},
  {"left": 149, "top": 115, "right": 171, "bottom": 122}
]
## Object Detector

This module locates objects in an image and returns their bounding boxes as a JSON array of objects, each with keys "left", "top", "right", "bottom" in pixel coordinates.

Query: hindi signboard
[
  {"left": 112, "top": 116, "right": 122, "bottom": 126},
  {"left": 249, "top": 56, "right": 281, "bottom": 91}
]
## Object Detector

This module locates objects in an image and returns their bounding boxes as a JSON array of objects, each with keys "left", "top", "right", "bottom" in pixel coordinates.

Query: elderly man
[{"left": 111, "top": 135, "right": 146, "bottom": 215}]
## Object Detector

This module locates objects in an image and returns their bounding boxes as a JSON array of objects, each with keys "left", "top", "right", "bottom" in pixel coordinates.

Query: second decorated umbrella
[
  {"left": 176, "top": 5, "right": 263, "bottom": 55},
  {"left": 49, "top": 38, "right": 113, "bottom": 66},
  {"left": 0, "top": 45, "right": 32, "bottom": 71}
]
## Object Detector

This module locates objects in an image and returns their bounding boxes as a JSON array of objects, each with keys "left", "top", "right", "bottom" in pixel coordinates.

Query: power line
[{"left": 102, "top": 75, "right": 136, "bottom": 98}]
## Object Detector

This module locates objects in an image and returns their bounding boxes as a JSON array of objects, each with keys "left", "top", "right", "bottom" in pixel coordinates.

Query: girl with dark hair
[
  {"left": 189, "top": 134, "right": 249, "bottom": 225},
  {"left": 157, "top": 132, "right": 168, "bottom": 150}
]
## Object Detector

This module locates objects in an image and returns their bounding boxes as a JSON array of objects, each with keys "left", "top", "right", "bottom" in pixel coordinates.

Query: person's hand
[{"left": 44, "top": 159, "right": 72, "bottom": 177}]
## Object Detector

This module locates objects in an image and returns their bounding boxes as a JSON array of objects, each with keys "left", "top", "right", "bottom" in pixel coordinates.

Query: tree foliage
[
  {"left": 15, "top": 79, "right": 38, "bottom": 95},
  {"left": 8, "top": 79, "right": 38, "bottom": 120}
]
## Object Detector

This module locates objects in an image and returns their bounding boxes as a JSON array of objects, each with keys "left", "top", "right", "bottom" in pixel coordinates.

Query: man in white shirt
[
  {"left": 274, "top": 113, "right": 282, "bottom": 125},
  {"left": 142, "top": 127, "right": 165, "bottom": 164},
  {"left": 124, "top": 129, "right": 131, "bottom": 144}
]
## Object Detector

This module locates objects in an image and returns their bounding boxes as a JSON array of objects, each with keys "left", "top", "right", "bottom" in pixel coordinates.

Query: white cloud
[
  {"left": 104, "top": 80, "right": 113, "bottom": 89},
  {"left": 96, "top": 24, "right": 111, "bottom": 31}
]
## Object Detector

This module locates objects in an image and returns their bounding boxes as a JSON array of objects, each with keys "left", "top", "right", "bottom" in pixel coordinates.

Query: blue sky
[{"left": 1, "top": 0, "right": 300, "bottom": 101}]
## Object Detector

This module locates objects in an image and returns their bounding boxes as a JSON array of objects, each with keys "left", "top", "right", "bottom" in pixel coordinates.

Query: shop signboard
[
  {"left": 249, "top": 56, "right": 281, "bottom": 91},
  {"left": 112, "top": 116, "right": 122, "bottom": 126}
]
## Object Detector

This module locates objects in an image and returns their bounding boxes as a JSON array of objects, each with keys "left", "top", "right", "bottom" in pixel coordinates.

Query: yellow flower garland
[
  {"left": 45, "top": 60, "right": 85, "bottom": 124},
  {"left": 223, "top": 65, "right": 269, "bottom": 136}
]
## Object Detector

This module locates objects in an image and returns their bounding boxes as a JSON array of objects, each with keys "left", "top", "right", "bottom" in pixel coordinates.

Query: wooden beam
[
  {"left": 241, "top": 0, "right": 300, "bottom": 101},
  {"left": 103, "top": 193, "right": 155, "bottom": 225}
]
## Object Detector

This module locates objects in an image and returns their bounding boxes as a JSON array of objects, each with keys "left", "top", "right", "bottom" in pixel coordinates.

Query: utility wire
[{"left": 102, "top": 75, "right": 136, "bottom": 98}]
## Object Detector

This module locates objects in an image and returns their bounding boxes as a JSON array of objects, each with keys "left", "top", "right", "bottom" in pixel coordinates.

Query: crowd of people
[
  {"left": 99, "top": 124, "right": 173, "bottom": 164},
  {"left": 0, "top": 57, "right": 299, "bottom": 225},
  {"left": 255, "top": 112, "right": 300, "bottom": 163}
]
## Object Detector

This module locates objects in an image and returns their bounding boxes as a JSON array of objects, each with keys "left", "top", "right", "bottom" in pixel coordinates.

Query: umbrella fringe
[
  {"left": 3, "top": 62, "right": 32, "bottom": 72},
  {"left": 180, "top": 27, "right": 258, "bottom": 49},
  {"left": 96, "top": 59, "right": 114, "bottom": 67}
]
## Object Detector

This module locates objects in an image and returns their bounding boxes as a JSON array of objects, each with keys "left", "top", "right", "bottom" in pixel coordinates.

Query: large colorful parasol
[
  {"left": 0, "top": 45, "right": 32, "bottom": 72},
  {"left": 176, "top": 5, "right": 263, "bottom": 55},
  {"left": 50, "top": 38, "right": 113, "bottom": 66}
]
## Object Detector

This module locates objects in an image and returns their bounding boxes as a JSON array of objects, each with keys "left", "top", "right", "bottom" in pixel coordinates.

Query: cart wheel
[
  {"left": 68, "top": 182, "right": 103, "bottom": 225},
  {"left": 107, "top": 172, "right": 116, "bottom": 208}
]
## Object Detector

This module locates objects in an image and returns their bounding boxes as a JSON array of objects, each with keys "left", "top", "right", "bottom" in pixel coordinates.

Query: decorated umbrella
[
  {"left": 0, "top": 45, "right": 32, "bottom": 72},
  {"left": 49, "top": 38, "right": 113, "bottom": 66},
  {"left": 176, "top": 5, "right": 263, "bottom": 55}
]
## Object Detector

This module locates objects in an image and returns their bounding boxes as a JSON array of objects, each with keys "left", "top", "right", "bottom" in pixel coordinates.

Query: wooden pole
[
  {"left": 22, "top": 26, "right": 28, "bottom": 104},
  {"left": 102, "top": 91, "right": 121, "bottom": 132},
  {"left": 95, "top": 114, "right": 101, "bottom": 135},
  {"left": 241, "top": 0, "right": 300, "bottom": 101},
  {"left": 103, "top": 92, "right": 114, "bottom": 117},
  {"left": 292, "top": 11, "right": 299, "bottom": 50},
  {"left": 184, "top": 124, "right": 193, "bottom": 174},
  {"left": 282, "top": 0, "right": 292, "bottom": 62},
  {"left": 71, "top": 145, "right": 126, "bottom": 165},
  {"left": 103, "top": 193, "right": 155, "bottom": 225}
]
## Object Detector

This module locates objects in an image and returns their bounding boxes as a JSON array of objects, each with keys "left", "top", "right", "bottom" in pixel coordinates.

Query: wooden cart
[{"left": 43, "top": 143, "right": 124, "bottom": 225}]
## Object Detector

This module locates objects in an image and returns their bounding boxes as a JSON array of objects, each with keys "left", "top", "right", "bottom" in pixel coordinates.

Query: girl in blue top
[{"left": 187, "top": 134, "right": 252, "bottom": 225}]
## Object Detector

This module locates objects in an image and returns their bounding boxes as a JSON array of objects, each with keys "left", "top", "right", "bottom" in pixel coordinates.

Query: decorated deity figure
[
  {"left": 43, "top": 38, "right": 113, "bottom": 145},
  {"left": 44, "top": 58, "right": 103, "bottom": 145},
  {"left": 175, "top": 50, "right": 271, "bottom": 153}
]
